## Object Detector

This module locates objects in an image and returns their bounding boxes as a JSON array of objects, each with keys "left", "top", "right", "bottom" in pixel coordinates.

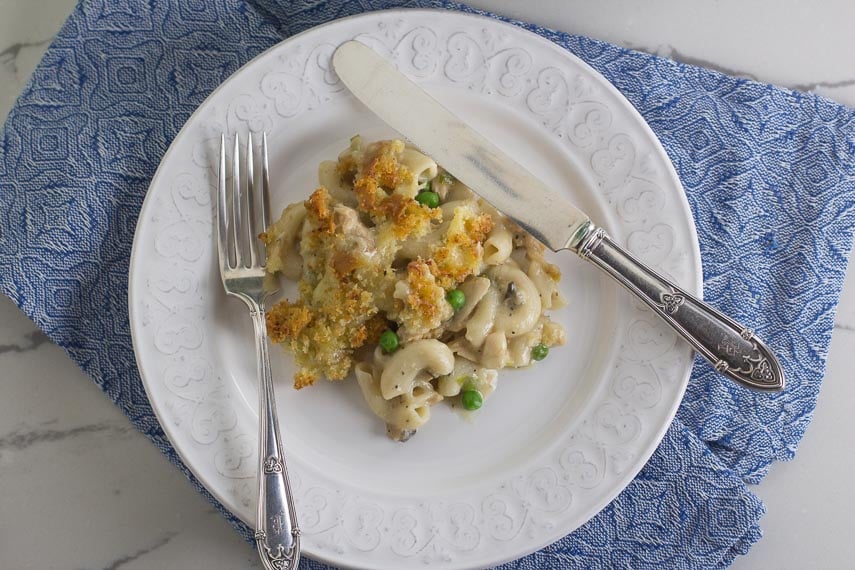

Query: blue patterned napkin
[{"left": 2, "top": 1, "right": 853, "bottom": 568}]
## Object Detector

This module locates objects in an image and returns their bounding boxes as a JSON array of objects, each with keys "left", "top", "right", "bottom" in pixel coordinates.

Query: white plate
[{"left": 129, "top": 9, "right": 701, "bottom": 569}]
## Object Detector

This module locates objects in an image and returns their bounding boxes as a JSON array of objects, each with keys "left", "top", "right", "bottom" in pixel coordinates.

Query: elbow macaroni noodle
[{"left": 263, "top": 136, "right": 566, "bottom": 441}]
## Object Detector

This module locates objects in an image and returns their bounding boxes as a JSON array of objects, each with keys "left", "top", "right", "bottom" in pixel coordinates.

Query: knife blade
[
  {"left": 332, "top": 40, "right": 589, "bottom": 253},
  {"left": 332, "top": 40, "right": 785, "bottom": 392}
]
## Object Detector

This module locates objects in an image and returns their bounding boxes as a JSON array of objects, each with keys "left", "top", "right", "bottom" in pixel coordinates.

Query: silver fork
[{"left": 218, "top": 132, "right": 300, "bottom": 570}]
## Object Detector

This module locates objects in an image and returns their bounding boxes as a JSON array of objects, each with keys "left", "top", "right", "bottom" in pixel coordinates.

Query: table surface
[{"left": 2, "top": 1, "right": 853, "bottom": 568}]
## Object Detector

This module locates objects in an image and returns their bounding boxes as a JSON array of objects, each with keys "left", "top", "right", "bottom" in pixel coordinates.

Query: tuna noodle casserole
[{"left": 263, "top": 136, "right": 566, "bottom": 441}]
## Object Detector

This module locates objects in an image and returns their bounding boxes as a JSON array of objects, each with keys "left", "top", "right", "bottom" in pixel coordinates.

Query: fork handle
[{"left": 250, "top": 305, "right": 301, "bottom": 570}]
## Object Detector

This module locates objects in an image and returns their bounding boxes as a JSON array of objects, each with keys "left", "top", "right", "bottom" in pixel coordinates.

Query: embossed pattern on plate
[{"left": 129, "top": 10, "right": 702, "bottom": 570}]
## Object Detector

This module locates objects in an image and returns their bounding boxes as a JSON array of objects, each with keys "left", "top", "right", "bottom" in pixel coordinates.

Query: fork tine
[
  {"left": 246, "top": 133, "right": 259, "bottom": 268},
  {"left": 217, "top": 133, "right": 230, "bottom": 271},
  {"left": 251, "top": 132, "right": 272, "bottom": 266},
  {"left": 261, "top": 131, "right": 270, "bottom": 258},
  {"left": 231, "top": 133, "right": 243, "bottom": 268},
  {"left": 261, "top": 132, "right": 272, "bottom": 233}
]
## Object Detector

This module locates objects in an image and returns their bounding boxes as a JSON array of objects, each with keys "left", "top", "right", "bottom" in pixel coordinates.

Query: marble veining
[
  {"left": 632, "top": 43, "right": 765, "bottom": 82},
  {"left": 0, "top": 1, "right": 854, "bottom": 569},
  {"left": 0, "top": 38, "right": 51, "bottom": 74},
  {"left": 632, "top": 43, "right": 855, "bottom": 117},
  {"left": 638, "top": 42, "right": 855, "bottom": 95},
  {"left": 0, "top": 330, "right": 49, "bottom": 355},
  {"left": 100, "top": 533, "right": 178, "bottom": 570},
  {"left": 791, "top": 77, "right": 855, "bottom": 93},
  {"left": 0, "top": 420, "right": 134, "bottom": 452}
]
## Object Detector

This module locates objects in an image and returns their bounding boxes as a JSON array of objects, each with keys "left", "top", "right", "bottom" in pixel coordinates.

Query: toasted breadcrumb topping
[
  {"left": 263, "top": 137, "right": 561, "bottom": 390},
  {"left": 351, "top": 141, "right": 440, "bottom": 239},
  {"left": 431, "top": 206, "right": 494, "bottom": 288},
  {"left": 395, "top": 259, "right": 454, "bottom": 340}
]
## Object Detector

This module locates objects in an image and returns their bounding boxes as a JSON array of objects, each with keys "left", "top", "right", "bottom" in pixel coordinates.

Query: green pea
[
  {"left": 415, "top": 190, "right": 440, "bottom": 208},
  {"left": 531, "top": 343, "right": 549, "bottom": 361},
  {"left": 461, "top": 389, "right": 483, "bottom": 411},
  {"left": 446, "top": 288, "right": 465, "bottom": 311},
  {"left": 439, "top": 172, "right": 454, "bottom": 186},
  {"left": 379, "top": 330, "right": 399, "bottom": 353}
]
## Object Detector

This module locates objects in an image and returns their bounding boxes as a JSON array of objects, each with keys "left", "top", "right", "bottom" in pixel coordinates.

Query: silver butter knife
[{"left": 333, "top": 40, "right": 784, "bottom": 391}]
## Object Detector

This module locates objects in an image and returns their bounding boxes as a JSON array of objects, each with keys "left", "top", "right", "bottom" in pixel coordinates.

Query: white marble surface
[{"left": 1, "top": 1, "right": 853, "bottom": 568}]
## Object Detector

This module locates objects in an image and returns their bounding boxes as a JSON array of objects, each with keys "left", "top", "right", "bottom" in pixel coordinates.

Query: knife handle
[{"left": 573, "top": 225, "right": 785, "bottom": 391}]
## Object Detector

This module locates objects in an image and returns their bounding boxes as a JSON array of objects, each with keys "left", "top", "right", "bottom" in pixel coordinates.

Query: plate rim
[{"left": 128, "top": 8, "right": 703, "bottom": 569}]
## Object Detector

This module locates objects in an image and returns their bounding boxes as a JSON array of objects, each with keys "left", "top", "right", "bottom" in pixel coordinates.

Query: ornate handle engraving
[
  {"left": 574, "top": 224, "right": 785, "bottom": 391},
  {"left": 657, "top": 291, "right": 685, "bottom": 314},
  {"left": 251, "top": 308, "right": 301, "bottom": 570}
]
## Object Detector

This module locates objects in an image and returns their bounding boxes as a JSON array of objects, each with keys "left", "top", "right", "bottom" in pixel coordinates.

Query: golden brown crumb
[
  {"left": 351, "top": 141, "right": 438, "bottom": 240},
  {"left": 294, "top": 369, "right": 319, "bottom": 389},
  {"left": 395, "top": 259, "right": 453, "bottom": 339},
  {"left": 266, "top": 300, "right": 313, "bottom": 343},
  {"left": 331, "top": 250, "right": 359, "bottom": 278},
  {"left": 364, "top": 141, "right": 412, "bottom": 189},
  {"left": 305, "top": 187, "right": 336, "bottom": 235},
  {"left": 431, "top": 209, "right": 494, "bottom": 288},
  {"left": 353, "top": 175, "right": 381, "bottom": 212},
  {"left": 406, "top": 260, "right": 443, "bottom": 323},
  {"left": 386, "top": 194, "right": 440, "bottom": 240},
  {"left": 361, "top": 314, "right": 388, "bottom": 345}
]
